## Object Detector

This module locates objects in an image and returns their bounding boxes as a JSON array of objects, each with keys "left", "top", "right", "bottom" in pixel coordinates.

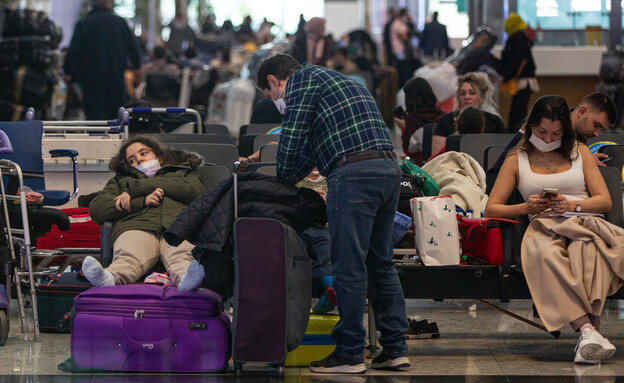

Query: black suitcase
[
  {"left": 230, "top": 169, "right": 312, "bottom": 377},
  {"left": 36, "top": 271, "right": 92, "bottom": 333}
]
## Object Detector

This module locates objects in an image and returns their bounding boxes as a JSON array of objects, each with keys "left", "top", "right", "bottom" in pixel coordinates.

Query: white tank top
[{"left": 517, "top": 147, "right": 588, "bottom": 202}]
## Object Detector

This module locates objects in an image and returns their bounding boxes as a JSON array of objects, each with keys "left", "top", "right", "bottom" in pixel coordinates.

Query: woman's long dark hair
[
  {"left": 109, "top": 135, "right": 203, "bottom": 172},
  {"left": 518, "top": 95, "right": 575, "bottom": 160},
  {"left": 403, "top": 77, "right": 438, "bottom": 114}
]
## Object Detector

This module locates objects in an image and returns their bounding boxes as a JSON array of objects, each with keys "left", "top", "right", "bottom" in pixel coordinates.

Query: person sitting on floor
[
  {"left": 485, "top": 95, "right": 623, "bottom": 364},
  {"left": 82, "top": 135, "right": 206, "bottom": 291}
]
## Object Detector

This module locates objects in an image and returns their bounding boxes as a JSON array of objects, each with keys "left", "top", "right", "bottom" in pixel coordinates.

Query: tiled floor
[{"left": 0, "top": 297, "right": 623, "bottom": 382}]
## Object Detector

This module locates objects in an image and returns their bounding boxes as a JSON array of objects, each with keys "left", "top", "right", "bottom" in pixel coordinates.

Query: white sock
[
  {"left": 82, "top": 255, "right": 116, "bottom": 287},
  {"left": 177, "top": 259, "right": 205, "bottom": 291}
]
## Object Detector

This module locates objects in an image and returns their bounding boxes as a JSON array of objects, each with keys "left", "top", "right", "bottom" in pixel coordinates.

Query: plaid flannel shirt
[{"left": 276, "top": 63, "right": 393, "bottom": 182}]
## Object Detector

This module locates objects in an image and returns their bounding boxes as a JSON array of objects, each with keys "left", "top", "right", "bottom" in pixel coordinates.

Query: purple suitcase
[{"left": 70, "top": 284, "right": 231, "bottom": 372}]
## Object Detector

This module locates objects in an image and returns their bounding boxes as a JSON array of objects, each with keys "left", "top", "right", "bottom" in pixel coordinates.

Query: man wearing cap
[
  {"left": 64, "top": 0, "right": 141, "bottom": 120},
  {"left": 256, "top": 53, "right": 410, "bottom": 374}
]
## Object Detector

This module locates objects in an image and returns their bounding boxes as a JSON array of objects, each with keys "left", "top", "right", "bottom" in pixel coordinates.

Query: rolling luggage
[
  {"left": 35, "top": 207, "right": 100, "bottom": 250},
  {"left": 232, "top": 217, "right": 312, "bottom": 376},
  {"left": 69, "top": 284, "right": 231, "bottom": 372},
  {"left": 284, "top": 314, "right": 338, "bottom": 367},
  {"left": 36, "top": 271, "right": 92, "bottom": 333}
]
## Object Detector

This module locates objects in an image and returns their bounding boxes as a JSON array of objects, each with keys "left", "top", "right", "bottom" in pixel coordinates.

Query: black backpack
[{"left": 397, "top": 173, "right": 424, "bottom": 217}]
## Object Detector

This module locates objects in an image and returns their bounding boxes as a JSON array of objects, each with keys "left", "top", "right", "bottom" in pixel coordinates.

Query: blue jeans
[
  {"left": 300, "top": 227, "right": 332, "bottom": 292},
  {"left": 326, "top": 158, "right": 408, "bottom": 363}
]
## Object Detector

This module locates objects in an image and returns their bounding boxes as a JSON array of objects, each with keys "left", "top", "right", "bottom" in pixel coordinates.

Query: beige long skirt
[{"left": 521, "top": 215, "right": 624, "bottom": 331}]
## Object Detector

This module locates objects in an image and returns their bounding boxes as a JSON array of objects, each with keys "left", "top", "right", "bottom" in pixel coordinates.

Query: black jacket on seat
[{"left": 164, "top": 171, "right": 326, "bottom": 251}]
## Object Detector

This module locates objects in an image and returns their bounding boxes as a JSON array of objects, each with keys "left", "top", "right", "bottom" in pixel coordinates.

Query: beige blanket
[
  {"left": 522, "top": 215, "right": 624, "bottom": 331},
  {"left": 422, "top": 151, "right": 488, "bottom": 217}
]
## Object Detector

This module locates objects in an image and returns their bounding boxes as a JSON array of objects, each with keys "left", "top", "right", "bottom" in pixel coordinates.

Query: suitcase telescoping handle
[{"left": 233, "top": 161, "right": 240, "bottom": 219}]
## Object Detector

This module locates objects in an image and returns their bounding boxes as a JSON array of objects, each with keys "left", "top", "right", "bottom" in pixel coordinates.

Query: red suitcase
[{"left": 36, "top": 207, "right": 100, "bottom": 250}]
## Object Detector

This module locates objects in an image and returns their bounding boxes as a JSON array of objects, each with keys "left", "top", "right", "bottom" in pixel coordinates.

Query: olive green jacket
[{"left": 89, "top": 162, "right": 205, "bottom": 244}]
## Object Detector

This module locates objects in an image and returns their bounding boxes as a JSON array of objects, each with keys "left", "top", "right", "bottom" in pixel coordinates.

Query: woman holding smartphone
[{"left": 485, "top": 95, "right": 623, "bottom": 364}]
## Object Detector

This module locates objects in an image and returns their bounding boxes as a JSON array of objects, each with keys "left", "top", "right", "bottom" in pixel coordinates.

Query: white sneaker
[{"left": 574, "top": 328, "right": 616, "bottom": 364}]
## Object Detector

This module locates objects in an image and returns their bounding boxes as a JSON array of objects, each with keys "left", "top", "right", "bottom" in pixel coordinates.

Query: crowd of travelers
[{"left": 56, "top": 0, "right": 624, "bottom": 373}]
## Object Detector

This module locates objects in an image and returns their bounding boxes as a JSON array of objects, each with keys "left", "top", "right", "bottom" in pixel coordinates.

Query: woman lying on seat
[
  {"left": 82, "top": 135, "right": 206, "bottom": 291},
  {"left": 485, "top": 95, "right": 623, "bottom": 364}
]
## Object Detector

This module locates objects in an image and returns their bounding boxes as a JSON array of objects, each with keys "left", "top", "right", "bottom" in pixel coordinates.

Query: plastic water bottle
[{"left": 466, "top": 209, "right": 473, "bottom": 218}]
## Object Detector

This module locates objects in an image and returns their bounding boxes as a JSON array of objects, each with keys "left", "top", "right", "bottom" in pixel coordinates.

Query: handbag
[
  {"left": 500, "top": 59, "right": 527, "bottom": 96},
  {"left": 400, "top": 159, "right": 440, "bottom": 196},
  {"left": 457, "top": 216, "right": 520, "bottom": 265},
  {"left": 411, "top": 195, "right": 460, "bottom": 266}
]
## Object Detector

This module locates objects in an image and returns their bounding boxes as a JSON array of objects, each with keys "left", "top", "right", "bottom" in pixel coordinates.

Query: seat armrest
[
  {"left": 49, "top": 149, "right": 79, "bottom": 201},
  {"left": 100, "top": 220, "right": 113, "bottom": 267},
  {"left": 49, "top": 149, "right": 79, "bottom": 158}
]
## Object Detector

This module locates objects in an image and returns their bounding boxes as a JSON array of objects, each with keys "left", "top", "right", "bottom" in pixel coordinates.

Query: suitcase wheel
[
  {"left": 276, "top": 365, "right": 284, "bottom": 377},
  {"left": 234, "top": 362, "right": 243, "bottom": 376}
]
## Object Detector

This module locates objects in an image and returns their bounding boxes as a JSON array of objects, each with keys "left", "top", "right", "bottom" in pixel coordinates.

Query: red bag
[
  {"left": 36, "top": 207, "right": 100, "bottom": 250},
  {"left": 457, "top": 216, "right": 519, "bottom": 265}
]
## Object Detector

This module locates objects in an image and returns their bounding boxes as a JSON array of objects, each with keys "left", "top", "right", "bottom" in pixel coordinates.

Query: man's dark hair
[
  {"left": 578, "top": 92, "right": 617, "bottom": 127},
  {"left": 432, "top": 11, "right": 439, "bottom": 20},
  {"left": 256, "top": 54, "right": 300, "bottom": 90}
]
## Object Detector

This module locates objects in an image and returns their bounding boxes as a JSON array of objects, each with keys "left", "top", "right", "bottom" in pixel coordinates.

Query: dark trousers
[
  {"left": 81, "top": 74, "right": 128, "bottom": 121},
  {"left": 508, "top": 87, "right": 533, "bottom": 133}
]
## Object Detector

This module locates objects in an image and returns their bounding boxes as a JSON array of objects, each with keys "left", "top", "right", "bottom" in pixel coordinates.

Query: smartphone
[
  {"left": 540, "top": 188, "right": 559, "bottom": 199},
  {"left": 393, "top": 106, "right": 406, "bottom": 119},
  {"left": 601, "top": 156, "right": 613, "bottom": 164}
]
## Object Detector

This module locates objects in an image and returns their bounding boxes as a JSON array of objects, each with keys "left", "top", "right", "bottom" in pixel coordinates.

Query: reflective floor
[{"left": 0, "top": 298, "right": 623, "bottom": 382}]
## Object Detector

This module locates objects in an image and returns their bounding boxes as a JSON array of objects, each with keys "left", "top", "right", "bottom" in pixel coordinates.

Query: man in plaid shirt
[{"left": 256, "top": 54, "right": 409, "bottom": 374}]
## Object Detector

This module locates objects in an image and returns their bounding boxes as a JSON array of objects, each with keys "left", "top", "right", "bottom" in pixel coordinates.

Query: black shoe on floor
[
  {"left": 405, "top": 319, "right": 440, "bottom": 339},
  {"left": 371, "top": 351, "right": 411, "bottom": 370},
  {"left": 309, "top": 352, "right": 367, "bottom": 374}
]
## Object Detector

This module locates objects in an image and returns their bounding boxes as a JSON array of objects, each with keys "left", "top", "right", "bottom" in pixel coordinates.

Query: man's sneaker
[
  {"left": 309, "top": 352, "right": 366, "bottom": 374},
  {"left": 574, "top": 327, "right": 616, "bottom": 364},
  {"left": 405, "top": 319, "right": 440, "bottom": 339},
  {"left": 371, "top": 351, "right": 411, "bottom": 370}
]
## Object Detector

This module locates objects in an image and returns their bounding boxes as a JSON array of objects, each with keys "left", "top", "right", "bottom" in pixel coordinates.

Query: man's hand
[
  {"left": 592, "top": 152, "right": 608, "bottom": 167},
  {"left": 238, "top": 153, "right": 260, "bottom": 171},
  {"left": 114, "top": 192, "right": 131, "bottom": 212},
  {"left": 145, "top": 187, "right": 164, "bottom": 207}
]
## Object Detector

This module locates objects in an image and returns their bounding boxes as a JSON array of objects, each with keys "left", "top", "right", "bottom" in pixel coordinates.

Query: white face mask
[
  {"left": 272, "top": 86, "right": 286, "bottom": 115},
  {"left": 273, "top": 98, "right": 286, "bottom": 115},
  {"left": 136, "top": 159, "right": 161, "bottom": 177},
  {"left": 529, "top": 134, "right": 561, "bottom": 152}
]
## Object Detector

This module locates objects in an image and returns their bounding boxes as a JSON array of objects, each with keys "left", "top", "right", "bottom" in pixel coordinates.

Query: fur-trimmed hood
[{"left": 112, "top": 147, "right": 203, "bottom": 177}]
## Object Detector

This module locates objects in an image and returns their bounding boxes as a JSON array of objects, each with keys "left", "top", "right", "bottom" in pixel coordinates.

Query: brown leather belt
[{"left": 332, "top": 150, "right": 397, "bottom": 171}]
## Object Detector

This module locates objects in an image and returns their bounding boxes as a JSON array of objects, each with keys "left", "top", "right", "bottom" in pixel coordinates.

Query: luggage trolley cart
[
  {"left": 0, "top": 128, "right": 46, "bottom": 342},
  {"left": 125, "top": 107, "right": 203, "bottom": 134}
]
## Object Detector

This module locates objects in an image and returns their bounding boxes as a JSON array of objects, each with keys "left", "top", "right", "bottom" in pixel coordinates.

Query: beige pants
[{"left": 107, "top": 230, "right": 194, "bottom": 286}]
